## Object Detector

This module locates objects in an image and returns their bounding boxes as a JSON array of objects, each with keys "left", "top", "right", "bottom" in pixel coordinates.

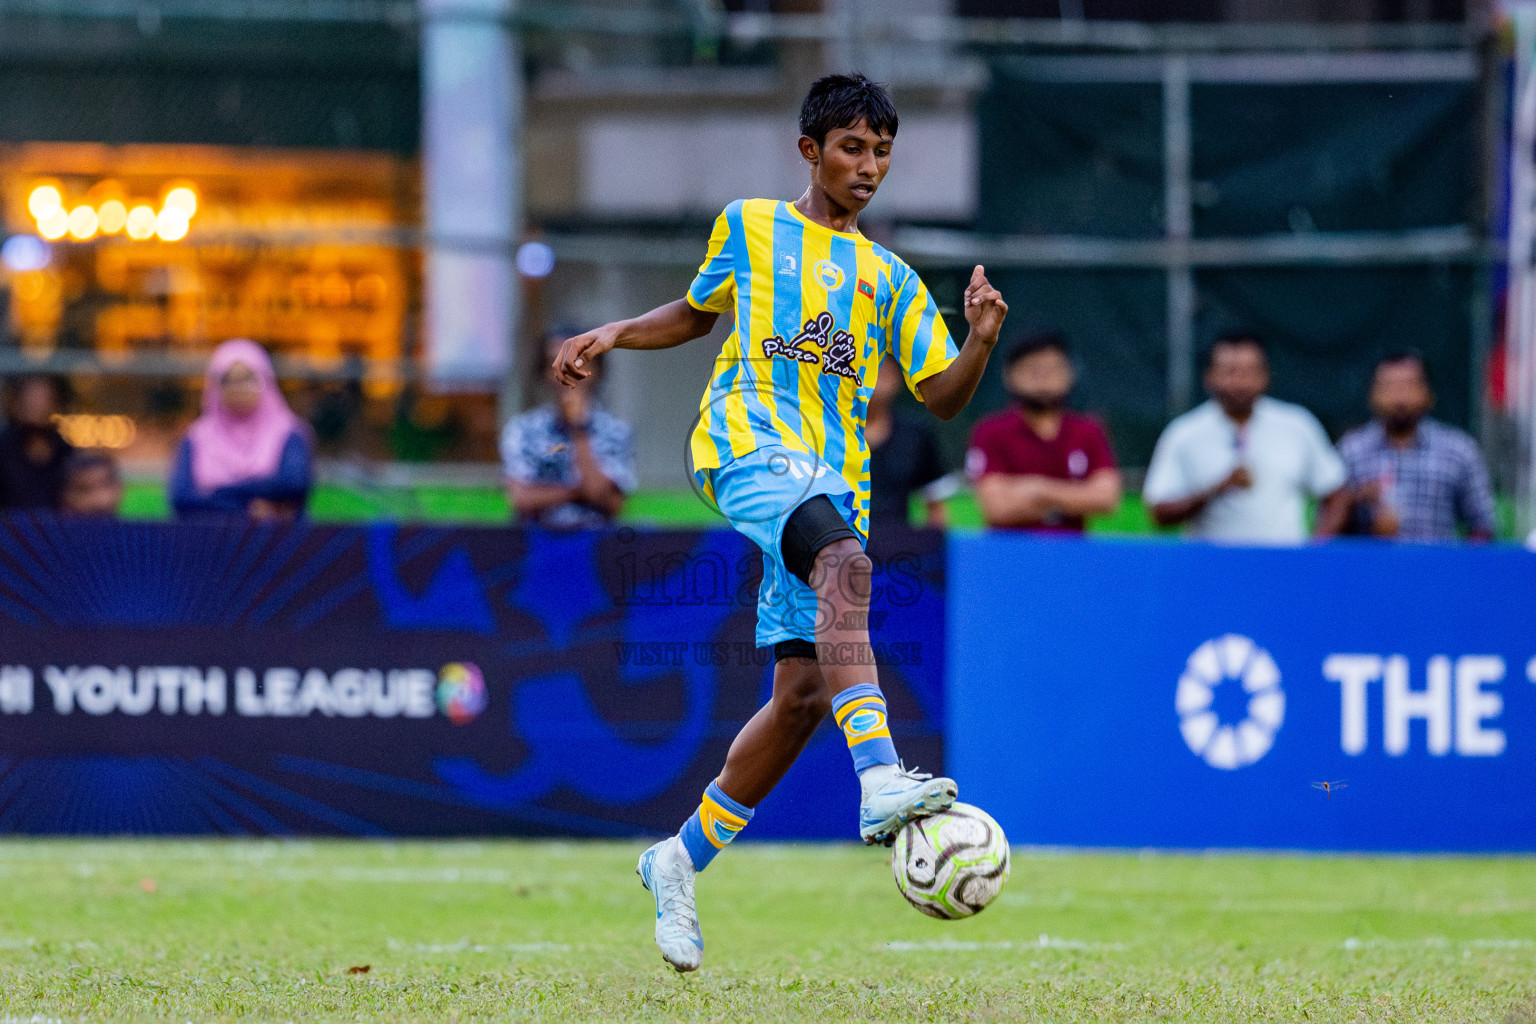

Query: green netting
[
  {"left": 978, "top": 73, "right": 1164, "bottom": 238},
  {"left": 974, "top": 66, "right": 1481, "bottom": 465},
  {"left": 1191, "top": 81, "right": 1476, "bottom": 236}
]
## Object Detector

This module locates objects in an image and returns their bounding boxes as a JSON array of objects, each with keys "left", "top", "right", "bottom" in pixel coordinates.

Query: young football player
[{"left": 553, "top": 73, "right": 1008, "bottom": 972}]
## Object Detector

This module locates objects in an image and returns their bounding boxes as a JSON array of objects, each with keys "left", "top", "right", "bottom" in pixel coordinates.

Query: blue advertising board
[
  {"left": 0, "top": 517, "right": 946, "bottom": 838},
  {"left": 949, "top": 534, "right": 1536, "bottom": 851}
]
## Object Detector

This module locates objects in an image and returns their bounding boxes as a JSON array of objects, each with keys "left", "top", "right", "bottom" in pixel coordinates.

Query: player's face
[
  {"left": 220, "top": 361, "right": 263, "bottom": 418},
  {"left": 9, "top": 378, "right": 57, "bottom": 429},
  {"left": 1205, "top": 344, "right": 1269, "bottom": 415},
  {"left": 1005, "top": 348, "right": 1074, "bottom": 411},
  {"left": 62, "top": 466, "right": 122, "bottom": 517},
  {"left": 1369, "top": 361, "right": 1431, "bottom": 432},
  {"left": 805, "top": 119, "right": 893, "bottom": 213}
]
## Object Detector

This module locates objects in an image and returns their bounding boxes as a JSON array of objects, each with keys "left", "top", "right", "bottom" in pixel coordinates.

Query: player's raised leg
[{"left": 788, "top": 514, "right": 956, "bottom": 846}]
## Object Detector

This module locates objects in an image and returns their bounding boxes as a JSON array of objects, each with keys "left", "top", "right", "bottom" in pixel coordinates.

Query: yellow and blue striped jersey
[{"left": 686, "top": 198, "right": 958, "bottom": 536}]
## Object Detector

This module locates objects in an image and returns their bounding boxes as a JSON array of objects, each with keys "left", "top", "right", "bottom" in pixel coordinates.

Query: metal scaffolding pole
[
  {"left": 1163, "top": 54, "right": 1195, "bottom": 416},
  {"left": 421, "top": 0, "right": 523, "bottom": 415},
  {"left": 1508, "top": 9, "right": 1536, "bottom": 538}
]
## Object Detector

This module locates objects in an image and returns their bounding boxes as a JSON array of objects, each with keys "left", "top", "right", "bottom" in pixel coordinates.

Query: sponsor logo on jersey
[
  {"left": 761, "top": 311, "right": 860, "bottom": 380},
  {"left": 779, "top": 253, "right": 797, "bottom": 276}
]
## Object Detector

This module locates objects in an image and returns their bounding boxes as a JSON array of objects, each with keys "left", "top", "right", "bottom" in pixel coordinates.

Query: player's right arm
[
  {"left": 552, "top": 301, "right": 718, "bottom": 387},
  {"left": 555, "top": 203, "right": 738, "bottom": 387}
]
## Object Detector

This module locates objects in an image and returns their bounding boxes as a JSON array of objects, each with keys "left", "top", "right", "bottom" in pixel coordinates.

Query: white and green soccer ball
[{"left": 890, "top": 802, "right": 1010, "bottom": 919}]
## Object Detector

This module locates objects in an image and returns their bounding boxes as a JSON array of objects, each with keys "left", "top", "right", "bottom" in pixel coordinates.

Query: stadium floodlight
[
  {"left": 125, "top": 206, "right": 158, "bottom": 240},
  {"left": 36, "top": 208, "right": 69, "bottom": 241},
  {"left": 67, "top": 205, "right": 99, "bottom": 241},
  {"left": 27, "top": 184, "right": 62, "bottom": 221},
  {"left": 98, "top": 199, "right": 128, "bottom": 235}
]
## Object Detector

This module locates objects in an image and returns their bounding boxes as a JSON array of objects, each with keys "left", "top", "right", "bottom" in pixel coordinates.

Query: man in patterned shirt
[
  {"left": 501, "top": 327, "right": 637, "bottom": 530},
  {"left": 1323, "top": 351, "right": 1495, "bottom": 541}
]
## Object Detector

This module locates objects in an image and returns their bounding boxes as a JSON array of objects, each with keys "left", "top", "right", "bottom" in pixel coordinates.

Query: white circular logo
[
  {"left": 1067, "top": 449, "right": 1089, "bottom": 477},
  {"left": 814, "top": 260, "right": 845, "bottom": 290},
  {"left": 1176, "top": 634, "right": 1285, "bottom": 770}
]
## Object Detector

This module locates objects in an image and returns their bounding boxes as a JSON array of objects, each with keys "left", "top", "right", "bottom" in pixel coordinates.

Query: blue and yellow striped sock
[
  {"left": 831, "top": 682, "right": 899, "bottom": 773},
  {"left": 678, "top": 780, "right": 753, "bottom": 872}
]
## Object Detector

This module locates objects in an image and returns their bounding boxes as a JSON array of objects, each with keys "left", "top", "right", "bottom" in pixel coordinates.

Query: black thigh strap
[
  {"left": 780, "top": 493, "right": 859, "bottom": 586},
  {"left": 773, "top": 639, "right": 818, "bottom": 662}
]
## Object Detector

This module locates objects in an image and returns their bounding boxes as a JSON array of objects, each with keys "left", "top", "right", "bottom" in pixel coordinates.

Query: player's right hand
[{"left": 553, "top": 325, "right": 620, "bottom": 386}]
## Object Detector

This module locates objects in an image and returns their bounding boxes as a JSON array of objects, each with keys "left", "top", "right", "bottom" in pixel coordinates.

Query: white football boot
[
  {"left": 636, "top": 836, "right": 704, "bottom": 973},
  {"left": 858, "top": 763, "right": 957, "bottom": 846}
]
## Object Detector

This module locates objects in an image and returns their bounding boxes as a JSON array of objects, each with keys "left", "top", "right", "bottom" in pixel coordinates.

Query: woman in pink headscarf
[{"left": 169, "top": 340, "right": 313, "bottom": 520}]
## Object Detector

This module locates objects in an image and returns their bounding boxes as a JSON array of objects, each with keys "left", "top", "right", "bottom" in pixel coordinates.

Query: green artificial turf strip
[
  {"left": 117, "top": 482, "right": 1518, "bottom": 541},
  {"left": 0, "top": 840, "right": 1530, "bottom": 1021}
]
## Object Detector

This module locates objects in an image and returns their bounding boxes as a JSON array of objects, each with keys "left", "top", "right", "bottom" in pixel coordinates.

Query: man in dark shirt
[
  {"left": 868, "top": 356, "right": 953, "bottom": 530},
  {"left": 0, "top": 375, "right": 73, "bottom": 510},
  {"left": 966, "top": 333, "right": 1120, "bottom": 532}
]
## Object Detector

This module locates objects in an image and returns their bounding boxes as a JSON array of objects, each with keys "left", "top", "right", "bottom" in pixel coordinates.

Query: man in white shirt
[{"left": 1143, "top": 334, "right": 1346, "bottom": 544}]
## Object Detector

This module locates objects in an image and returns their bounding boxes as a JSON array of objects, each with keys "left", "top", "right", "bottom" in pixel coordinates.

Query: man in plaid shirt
[{"left": 1326, "top": 351, "right": 1496, "bottom": 542}]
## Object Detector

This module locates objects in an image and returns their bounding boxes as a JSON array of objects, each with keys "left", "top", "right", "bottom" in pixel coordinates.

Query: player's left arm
[{"left": 916, "top": 265, "right": 1008, "bottom": 421}]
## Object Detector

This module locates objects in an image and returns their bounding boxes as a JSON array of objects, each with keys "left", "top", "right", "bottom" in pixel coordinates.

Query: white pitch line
[
  {"left": 884, "top": 935, "right": 1127, "bottom": 953},
  {"left": 1341, "top": 937, "right": 1533, "bottom": 950}
]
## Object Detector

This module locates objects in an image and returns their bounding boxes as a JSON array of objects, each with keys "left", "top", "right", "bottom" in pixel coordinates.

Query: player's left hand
[{"left": 963, "top": 264, "right": 1008, "bottom": 344}]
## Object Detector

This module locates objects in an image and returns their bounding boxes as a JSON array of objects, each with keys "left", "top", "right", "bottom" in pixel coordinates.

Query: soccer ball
[{"left": 890, "top": 802, "right": 1010, "bottom": 919}]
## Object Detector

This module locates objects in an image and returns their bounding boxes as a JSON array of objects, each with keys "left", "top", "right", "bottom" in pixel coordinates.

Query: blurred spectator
[
  {"left": 869, "top": 355, "right": 953, "bottom": 530},
  {"left": 169, "top": 339, "right": 314, "bottom": 521},
  {"left": 0, "top": 374, "right": 73, "bottom": 510},
  {"left": 966, "top": 333, "right": 1120, "bottom": 532},
  {"left": 60, "top": 451, "right": 123, "bottom": 518},
  {"left": 502, "top": 328, "right": 636, "bottom": 529},
  {"left": 1145, "top": 334, "right": 1346, "bottom": 544},
  {"left": 1321, "top": 351, "right": 1496, "bottom": 542}
]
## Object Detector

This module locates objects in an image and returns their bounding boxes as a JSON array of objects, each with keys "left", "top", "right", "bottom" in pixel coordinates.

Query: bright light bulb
[
  {"left": 27, "top": 185, "right": 62, "bottom": 220},
  {"left": 37, "top": 208, "right": 69, "bottom": 240},
  {"left": 155, "top": 207, "right": 189, "bottom": 242},
  {"left": 97, "top": 199, "right": 127, "bottom": 234},
  {"left": 125, "top": 205, "right": 157, "bottom": 240},
  {"left": 67, "top": 205, "right": 99, "bottom": 240},
  {"left": 162, "top": 186, "right": 197, "bottom": 217}
]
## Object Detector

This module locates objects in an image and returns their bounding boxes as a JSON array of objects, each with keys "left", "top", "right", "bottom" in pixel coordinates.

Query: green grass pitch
[{"left": 0, "top": 839, "right": 1531, "bottom": 1022}]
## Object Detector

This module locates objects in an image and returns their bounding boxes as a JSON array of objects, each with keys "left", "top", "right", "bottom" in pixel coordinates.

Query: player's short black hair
[
  {"left": 798, "top": 73, "right": 899, "bottom": 146},
  {"left": 1375, "top": 348, "right": 1431, "bottom": 388},
  {"left": 1003, "top": 332, "right": 1068, "bottom": 369},
  {"left": 1202, "top": 332, "right": 1267, "bottom": 371}
]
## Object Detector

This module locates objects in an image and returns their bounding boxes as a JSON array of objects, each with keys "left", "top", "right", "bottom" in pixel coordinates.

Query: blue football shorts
[{"left": 696, "top": 445, "right": 864, "bottom": 647}]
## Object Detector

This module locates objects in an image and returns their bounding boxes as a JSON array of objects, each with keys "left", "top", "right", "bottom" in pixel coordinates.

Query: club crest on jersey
[
  {"left": 814, "top": 260, "right": 845, "bottom": 290},
  {"left": 762, "top": 311, "right": 860, "bottom": 381}
]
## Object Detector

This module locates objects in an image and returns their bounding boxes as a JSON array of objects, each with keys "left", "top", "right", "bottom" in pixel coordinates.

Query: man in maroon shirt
[{"left": 966, "top": 333, "right": 1121, "bottom": 532}]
